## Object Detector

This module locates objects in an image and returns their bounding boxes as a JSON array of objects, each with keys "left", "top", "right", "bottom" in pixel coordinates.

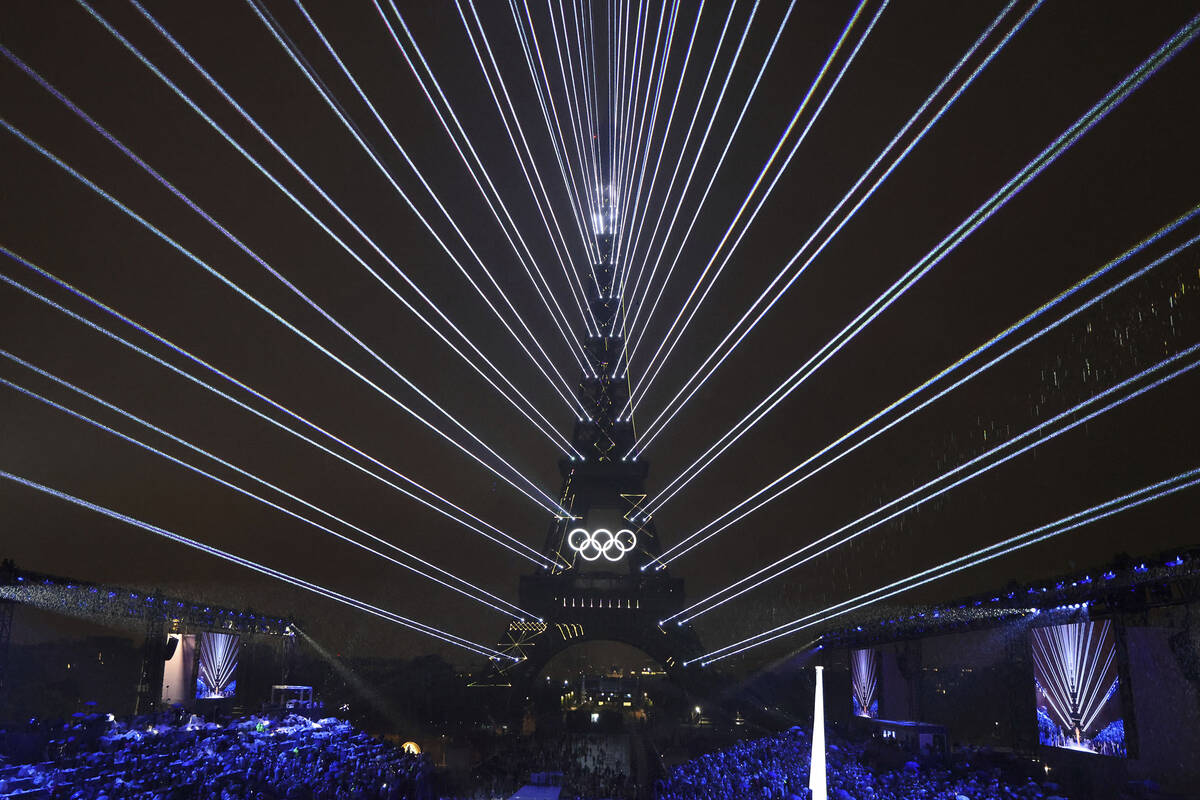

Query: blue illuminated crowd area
[
  {"left": 0, "top": 712, "right": 433, "bottom": 799},
  {"left": 655, "top": 729, "right": 1067, "bottom": 800}
]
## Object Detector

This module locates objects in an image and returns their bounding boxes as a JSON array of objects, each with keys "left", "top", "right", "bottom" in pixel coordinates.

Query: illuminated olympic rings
[{"left": 567, "top": 527, "right": 638, "bottom": 562}]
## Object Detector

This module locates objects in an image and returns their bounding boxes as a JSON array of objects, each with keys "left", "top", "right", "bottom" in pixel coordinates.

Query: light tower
[{"left": 473, "top": 194, "right": 706, "bottom": 695}]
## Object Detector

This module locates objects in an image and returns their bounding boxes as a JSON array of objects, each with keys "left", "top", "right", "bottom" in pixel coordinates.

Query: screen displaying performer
[
  {"left": 850, "top": 647, "right": 879, "bottom": 719},
  {"left": 1031, "top": 620, "right": 1126, "bottom": 756},
  {"left": 195, "top": 631, "right": 240, "bottom": 700}
]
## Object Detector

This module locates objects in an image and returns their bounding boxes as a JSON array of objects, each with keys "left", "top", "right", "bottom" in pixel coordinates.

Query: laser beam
[
  {"left": 508, "top": 0, "right": 602, "bottom": 267},
  {"left": 619, "top": 0, "right": 883, "bottom": 393},
  {"left": 262, "top": 0, "right": 590, "bottom": 417},
  {"left": 0, "top": 352, "right": 537, "bottom": 621},
  {"left": 0, "top": 469, "right": 515, "bottom": 661},
  {"left": 610, "top": 0, "right": 706, "bottom": 327},
  {"left": 637, "top": 12, "right": 1200, "bottom": 501},
  {"left": 611, "top": 0, "right": 744, "bottom": 339},
  {"left": 668, "top": 340, "right": 1200, "bottom": 625},
  {"left": 72, "top": 1, "right": 584, "bottom": 456},
  {"left": 0, "top": 250, "right": 559, "bottom": 569},
  {"left": 690, "top": 465, "right": 1200, "bottom": 665},
  {"left": 453, "top": 0, "right": 601, "bottom": 336},
  {"left": 376, "top": 0, "right": 597, "bottom": 376},
  {"left": 653, "top": 208, "right": 1200, "bottom": 567},
  {"left": 610, "top": 0, "right": 681, "bottom": 308},
  {"left": 0, "top": 114, "right": 573, "bottom": 518},
  {"left": 627, "top": 0, "right": 1037, "bottom": 442}
]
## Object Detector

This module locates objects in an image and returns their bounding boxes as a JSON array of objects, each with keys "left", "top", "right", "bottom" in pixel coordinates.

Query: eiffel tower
[{"left": 472, "top": 218, "right": 705, "bottom": 694}]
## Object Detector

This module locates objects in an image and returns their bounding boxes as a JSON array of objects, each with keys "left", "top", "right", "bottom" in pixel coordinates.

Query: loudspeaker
[{"left": 162, "top": 635, "right": 178, "bottom": 661}]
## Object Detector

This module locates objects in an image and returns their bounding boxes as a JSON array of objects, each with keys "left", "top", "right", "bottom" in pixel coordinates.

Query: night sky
[{"left": 2, "top": 0, "right": 1199, "bottom": 670}]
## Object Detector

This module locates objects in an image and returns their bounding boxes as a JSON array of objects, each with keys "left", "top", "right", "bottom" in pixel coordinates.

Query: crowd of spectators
[
  {"left": 0, "top": 712, "right": 1089, "bottom": 800},
  {"left": 0, "top": 711, "right": 433, "bottom": 799},
  {"left": 655, "top": 728, "right": 1068, "bottom": 800},
  {"left": 476, "top": 733, "right": 633, "bottom": 799}
]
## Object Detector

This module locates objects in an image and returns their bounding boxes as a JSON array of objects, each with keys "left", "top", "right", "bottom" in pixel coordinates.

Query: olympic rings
[{"left": 567, "top": 528, "right": 637, "bottom": 562}]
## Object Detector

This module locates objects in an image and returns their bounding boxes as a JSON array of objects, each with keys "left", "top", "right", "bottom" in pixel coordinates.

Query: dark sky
[{"left": 2, "top": 0, "right": 1199, "bottom": 669}]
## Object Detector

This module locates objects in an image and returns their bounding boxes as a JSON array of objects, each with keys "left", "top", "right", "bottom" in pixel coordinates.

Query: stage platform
[{"left": 506, "top": 786, "right": 561, "bottom": 800}]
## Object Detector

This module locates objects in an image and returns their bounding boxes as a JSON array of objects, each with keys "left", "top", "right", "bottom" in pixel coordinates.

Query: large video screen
[
  {"left": 196, "top": 632, "right": 240, "bottom": 700},
  {"left": 851, "top": 648, "right": 879, "bottom": 718},
  {"left": 1031, "top": 620, "right": 1125, "bottom": 757}
]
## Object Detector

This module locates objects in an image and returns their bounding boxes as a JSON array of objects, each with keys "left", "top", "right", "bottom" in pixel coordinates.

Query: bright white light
[
  {"left": 810, "top": 666, "right": 826, "bottom": 800},
  {"left": 568, "top": 528, "right": 637, "bottom": 562}
]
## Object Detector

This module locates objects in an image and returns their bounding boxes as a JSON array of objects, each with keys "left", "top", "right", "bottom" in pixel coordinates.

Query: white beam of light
[
  {"left": 611, "top": 0, "right": 706, "bottom": 323},
  {"left": 123, "top": 1, "right": 587, "bottom": 433},
  {"left": 626, "top": 0, "right": 1037, "bottom": 448},
  {"left": 275, "top": 0, "right": 590, "bottom": 418},
  {"left": 617, "top": 0, "right": 740, "bottom": 329},
  {"left": 652, "top": 208, "right": 1200, "bottom": 566},
  {"left": 609, "top": 0, "right": 669, "bottom": 297},
  {"left": 376, "top": 0, "right": 597, "bottom": 377},
  {"left": 668, "top": 341, "right": 1200, "bottom": 625},
  {"left": 691, "top": 465, "right": 1200, "bottom": 665},
  {"left": 611, "top": 0, "right": 639, "bottom": 241},
  {"left": 0, "top": 354, "right": 538, "bottom": 621},
  {"left": 454, "top": 0, "right": 601, "bottom": 335},
  {"left": 547, "top": 0, "right": 604, "bottom": 228},
  {"left": 611, "top": 0, "right": 681, "bottom": 307},
  {"left": 581, "top": 0, "right": 607, "bottom": 224},
  {"left": 73, "top": 1, "right": 584, "bottom": 457},
  {"left": 611, "top": 15, "right": 677, "bottom": 375},
  {"left": 637, "top": 13, "right": 1200, "bottom": 499},
  {"left": 620, "top": 0, "right": 880, "bottom": 393},
  {"left": 509, "top": 0, "right": 602, "bottom": 268},
  {"left": 0, "top": 111, "right": 574, "bottom": 518},
  {"left": 0, "top": 470, "right": 515, "bottom": 661},
  {"left": 613, "top": 0, "right": 665, "bottom": 283},
  {"left": 567, "top": 0, "right": 604, "bottom": 226},
  {"left": 613, "top": 0, "right": 746, "bottom": 342},
  {"left": 0, "top": 252, "right": 558, "bottom": 570},
  {"left": 810, "top": 665, "right": 827, "bottom": 800}
]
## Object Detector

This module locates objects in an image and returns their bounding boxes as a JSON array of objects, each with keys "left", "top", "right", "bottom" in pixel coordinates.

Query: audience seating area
[
  {"left": 0, "top": 712, "right": 432, "bottom": 800},
  {"left": 655, "top": 728, "right": 1067, "bottom": 800}
]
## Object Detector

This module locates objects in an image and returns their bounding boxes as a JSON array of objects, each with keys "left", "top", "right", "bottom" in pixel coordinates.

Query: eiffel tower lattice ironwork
[{"left": 473, "top": 223, "right": 705, "bottom": 692}]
